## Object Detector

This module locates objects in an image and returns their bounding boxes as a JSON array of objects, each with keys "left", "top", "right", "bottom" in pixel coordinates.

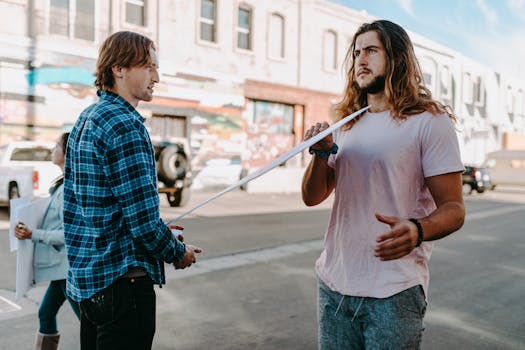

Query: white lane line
[
  {"left": 166, "top": 239, "right": 323, "bottom": 281},
  {"left": 466, "top": 205, "right": 525, "bottom": 221}
]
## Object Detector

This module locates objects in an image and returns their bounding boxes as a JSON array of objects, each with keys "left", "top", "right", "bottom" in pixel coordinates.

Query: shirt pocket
[{"left": 34, "top": 244, "right": 64, "bottom": 268}]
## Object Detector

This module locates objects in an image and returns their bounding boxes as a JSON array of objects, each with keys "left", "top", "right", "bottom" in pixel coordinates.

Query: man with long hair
[
  {"left": 64, "top": 31, "right": 202, "bottom": 349},
  {"left": 302, "top": 20, "right": 465, "bottom": 349}
]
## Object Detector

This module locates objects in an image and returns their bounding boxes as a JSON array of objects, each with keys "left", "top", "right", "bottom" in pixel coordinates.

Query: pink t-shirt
[{"left": 316, "top": 110, "right": 464, "bottom": 299}]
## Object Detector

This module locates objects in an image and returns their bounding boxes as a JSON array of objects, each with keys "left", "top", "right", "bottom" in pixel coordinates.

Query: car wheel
[
  {"left": 157, "top": 146, "right": 189, "bottom": 185},
  {"left": 476, "top": 188, "right": 485, "bottom": 194},
  {"left": 462, "top": 183, "right": 472, "bottom": 195},
  {"left": 166, "top": 187, "right": 190, "bottom": 207}
]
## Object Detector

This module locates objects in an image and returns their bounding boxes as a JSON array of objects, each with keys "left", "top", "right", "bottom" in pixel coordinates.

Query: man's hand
[
  {"left": 374, "top": 213, "right": 418, "bottom": 261},
  {"left": 168, "top": 224, "right": 184, "bottom": 242},
  {"left": 14, "top": 222, "right": 32, "bottom": 240},
  {"left": 173, "top": 245, "right": 203, "bottom": 269},
  {"left": 304, "top": 122, "right": 333, "bottom": 151}
]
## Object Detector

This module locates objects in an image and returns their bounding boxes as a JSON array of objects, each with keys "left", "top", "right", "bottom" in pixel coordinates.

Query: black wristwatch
[
  {"left": 308, "top": 143, "right": 338, "bottom": 159},
  {"left": 408, "top": 218, "right": 424, "bottom": 247}
]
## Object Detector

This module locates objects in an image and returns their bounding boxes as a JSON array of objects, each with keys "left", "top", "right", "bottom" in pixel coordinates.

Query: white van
[{"left": 484, "top": 150, "right": 525, "bottom": 188}]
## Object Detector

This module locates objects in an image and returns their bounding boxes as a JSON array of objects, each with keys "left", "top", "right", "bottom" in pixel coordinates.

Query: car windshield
[{"left": 10, "top": 147, "right": 52, "bottom": 161}]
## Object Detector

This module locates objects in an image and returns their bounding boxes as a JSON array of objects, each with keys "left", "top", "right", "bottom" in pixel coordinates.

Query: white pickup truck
[{"left": 0, "top": 141, "right": 61, "bottom": 208}]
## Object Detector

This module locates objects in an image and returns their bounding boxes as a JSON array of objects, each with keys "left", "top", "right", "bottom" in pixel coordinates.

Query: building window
[
  {"left": 75, "top": 0, "right": 95, "bottom": 39},
  {"left": 440, "top": 65, "right": 451, "bottom": 100},
  {"left": 269, "top": 13, "right": 284, "bottom": 59},
  {"left": 49, "top": 0, "right": 69, "bottom": 37},
  {"left": 247, "top": 100, "right": 294, "bottom": 134},
  {"left": 507, "top": 85, "right": 515, "bottom": 115},
  {"left": 125, "top": 0, "right": 146, "bottom": 26},
  {"left": 200, "top": 0, "right": 216, "bottom": 42},
  {"left": 49, "top": 0, "right": 95, "bottom": 41},
  {"left": 420, "top": 56, "right": 437, "bottom": 94},
  {"left": 518, "top": 89, "right": 524, "bottom": 116},
  {"left": 462, "top": 72, "right": 473, "bottom": 105},
  {"left": 237, "top": 5, "right": 252, "bottom": 50},
  {"left": 323, "top": 30, "right": 337, "bottom": 71},
  {"left": 473, "top": 76, "right": 485, "bottom": 106}
]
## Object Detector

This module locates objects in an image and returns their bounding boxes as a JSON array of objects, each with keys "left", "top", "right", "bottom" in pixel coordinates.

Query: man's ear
[{"left": 111, "top": 66, "right": 124, "bottom": 79}]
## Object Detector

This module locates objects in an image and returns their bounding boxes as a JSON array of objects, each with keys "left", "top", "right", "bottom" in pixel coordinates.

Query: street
[{"left": 0, "top": 189, "right": 524, "bottom": 349}]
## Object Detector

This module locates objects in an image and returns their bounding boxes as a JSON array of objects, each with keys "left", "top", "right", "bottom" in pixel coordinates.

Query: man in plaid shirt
[{"left": 64, "top": 31, "right": 202, "bottom": 349}]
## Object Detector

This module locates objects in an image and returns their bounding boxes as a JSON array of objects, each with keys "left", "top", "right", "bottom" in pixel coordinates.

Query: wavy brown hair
[
  {"left": 95, "top": 31, "right": 155, "bottom": 91},
  {"left": 334, "top": 20, "right": 455, "bottom": 129}
]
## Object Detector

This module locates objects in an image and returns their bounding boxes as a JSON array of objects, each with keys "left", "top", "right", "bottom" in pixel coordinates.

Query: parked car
[
  {"left": 462, "top": 165, "right": 492, "bottom": 194},
  {"left": 153, "top": 138, "right": 192, "bottom": 207}
]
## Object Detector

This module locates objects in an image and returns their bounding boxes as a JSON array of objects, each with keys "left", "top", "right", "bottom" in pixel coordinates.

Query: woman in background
[{"left": 14, "top": 132, "right": 80, "bottom": 350}]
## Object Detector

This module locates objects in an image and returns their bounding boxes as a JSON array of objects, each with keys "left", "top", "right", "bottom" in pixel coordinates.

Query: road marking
[
  {"left": 466, "top": 204, "right": 525, "bottom": 221},
  {"left": 167, "top": 239, "right": 323, "bottom": 281},
  {"left": 0, "top": 296, "right": 21, "bottom": 314},
  {"left": 426, "top": 309, "right": 525, "bottom": 348}
]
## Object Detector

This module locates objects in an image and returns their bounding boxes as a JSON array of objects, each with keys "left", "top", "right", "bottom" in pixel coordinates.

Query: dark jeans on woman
[
  {"left": 79, "top": 276, "right": 156, "bottom": 350},
  {"left": 39, "top": 279, "right": 81, "bottom": 334}
]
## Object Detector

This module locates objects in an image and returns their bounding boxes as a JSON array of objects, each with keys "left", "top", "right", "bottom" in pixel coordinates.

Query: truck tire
[
  {"left": 8, "top": 182, "right": 19, "bottom": 214},
  {"left": 157, "top": 146, "right": 189, "bottom": 186},
  {"left": 9, "top": 183, "right": 19, "bottom": 199},
  {"left": 166, "top": 187, "right": 190, "bottom": 207}
]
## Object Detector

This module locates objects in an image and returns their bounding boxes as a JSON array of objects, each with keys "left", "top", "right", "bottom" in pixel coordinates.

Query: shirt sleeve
[
  {"left": 32, "top": 186, "right": 65, "bottom": 245},
  {"left": 105, "top": 130, "right": 186, "bottom": 264},
  {"left": 421, "top": 114, "right": 465, "bottom": 178}
]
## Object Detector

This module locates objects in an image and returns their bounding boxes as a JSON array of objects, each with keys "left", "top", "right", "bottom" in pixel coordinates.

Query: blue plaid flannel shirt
[{"left": 64, "top": 90, "right": 186, "bottom": 302}]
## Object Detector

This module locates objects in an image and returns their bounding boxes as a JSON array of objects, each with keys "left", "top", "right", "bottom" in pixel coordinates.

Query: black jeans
[{"left": 79, "top": 276, "right": 156, "bottom": 350}]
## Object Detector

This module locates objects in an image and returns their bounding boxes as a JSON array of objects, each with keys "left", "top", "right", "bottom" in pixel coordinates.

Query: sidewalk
[{"left": 159, "top": 188, "right": 334, "bottom": 220}]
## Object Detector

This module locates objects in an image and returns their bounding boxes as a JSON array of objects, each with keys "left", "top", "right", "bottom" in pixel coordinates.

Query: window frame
[
  {"left": 198, "top": 0, "right": 218, "bottom": 45},
  {"left": 236, "top": 4, "right": 253, "bottom": 52},
  {"left": 267, "top": 12, "right": 285, "bottom": 61},
  {"left": 322, "top": 29, "right": 338, "bottom": 72},
  {"left": 124, "top": 0, "right": 147, "bottom": 27},
  {"left": 47, "top": 0, "right": 98, "bottom": 42}
]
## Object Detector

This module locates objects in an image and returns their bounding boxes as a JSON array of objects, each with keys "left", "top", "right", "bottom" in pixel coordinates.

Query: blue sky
[{"left": 331, "top": 0, "right": 525, "bottom": 80}]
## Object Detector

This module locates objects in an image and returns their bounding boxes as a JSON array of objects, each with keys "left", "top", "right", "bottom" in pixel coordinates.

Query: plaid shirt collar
[{"left": 97, "top": 90, "right": 145, "bottom": 123}]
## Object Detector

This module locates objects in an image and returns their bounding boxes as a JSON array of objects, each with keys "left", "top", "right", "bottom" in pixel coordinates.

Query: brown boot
[{"left": 34, "top": 332, "right": 60, "bottom": 350}]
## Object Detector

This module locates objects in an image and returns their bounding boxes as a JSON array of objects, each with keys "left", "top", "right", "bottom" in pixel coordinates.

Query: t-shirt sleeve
[{"left": 421, "top": 114, "right": 464, "bottom": 178}]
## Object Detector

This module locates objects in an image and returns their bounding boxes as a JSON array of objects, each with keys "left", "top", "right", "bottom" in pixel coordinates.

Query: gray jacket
[{"left": 31, "top": 183, "right": 68, "bottom": 283}]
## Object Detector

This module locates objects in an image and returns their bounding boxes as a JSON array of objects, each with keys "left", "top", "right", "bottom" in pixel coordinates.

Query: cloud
[
  {"left": 507, "top": 0, "right": 525, "bottom": 20},
  {"left": 466, "top": 28, "right": 525, "bottom": 81},
  {"left": 508, "top": 0, "right": 525, "bottom": 10},
  {"left": 395, "top": 0, "right": 414, "bottom": 16},
  {"left": 475, "top": 0, "right": 499, "bottom": 25}
]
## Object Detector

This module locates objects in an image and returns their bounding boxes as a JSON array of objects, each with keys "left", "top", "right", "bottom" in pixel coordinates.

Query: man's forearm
[
  {"left": 301, "top": 157, "right": 335, "bottom": 206},
  {"left": 420, "top": 201, "right": 465, "bottom": 242}
]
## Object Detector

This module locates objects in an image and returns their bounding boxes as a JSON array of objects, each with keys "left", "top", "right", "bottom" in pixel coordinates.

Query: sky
[{"left": 331, "top": 0, "right": 525, "bottom": 80}]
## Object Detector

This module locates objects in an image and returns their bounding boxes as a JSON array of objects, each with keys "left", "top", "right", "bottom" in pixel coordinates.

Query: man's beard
[{"left": 356, "top": 74, "right": 386, "bottom": 94}]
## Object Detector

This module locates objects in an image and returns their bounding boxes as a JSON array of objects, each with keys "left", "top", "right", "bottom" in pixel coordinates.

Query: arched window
[
  {"left": 323, "top": 30, "right": 337, "bottom": 71},
  {"left": 269, "top": 13, "right": 285, "bottom": 59}
]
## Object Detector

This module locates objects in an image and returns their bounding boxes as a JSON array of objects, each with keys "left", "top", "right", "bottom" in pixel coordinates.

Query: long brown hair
[
  {"left": 94, "top": 31, "right": 155, "bottom": 91},
  {"left": 334, "top": 20, "right": 455, "bottom": 129}
]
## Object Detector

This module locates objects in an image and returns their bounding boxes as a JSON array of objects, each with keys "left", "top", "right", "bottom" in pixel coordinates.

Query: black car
[{"left": 462, "top": 165, "right": 492, "bottom": 194}]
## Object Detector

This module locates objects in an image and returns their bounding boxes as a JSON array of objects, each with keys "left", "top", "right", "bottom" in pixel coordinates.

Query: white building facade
[{"left": 0, "top": 0, "right": 523, "bottom": 189}]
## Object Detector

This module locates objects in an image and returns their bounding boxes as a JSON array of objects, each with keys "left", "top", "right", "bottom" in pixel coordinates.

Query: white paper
[
  {"left": 8, "top": 195, "right": 32, "bottom": 252},
  {"left": 168, "top": 106, "right": 370, "bottom": 223},
  {"left": 14, "top": 197, "right": 52, "bottom": 300}
]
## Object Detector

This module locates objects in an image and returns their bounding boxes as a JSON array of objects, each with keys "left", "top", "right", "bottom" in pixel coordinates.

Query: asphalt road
[{"left": 0, "top": 190, "right": 524, "bottom": 349}]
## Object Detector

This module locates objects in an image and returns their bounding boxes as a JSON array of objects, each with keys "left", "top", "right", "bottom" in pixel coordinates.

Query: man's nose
[{"left": 153, "top": 69, "right": 159, "bottom": 83}]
